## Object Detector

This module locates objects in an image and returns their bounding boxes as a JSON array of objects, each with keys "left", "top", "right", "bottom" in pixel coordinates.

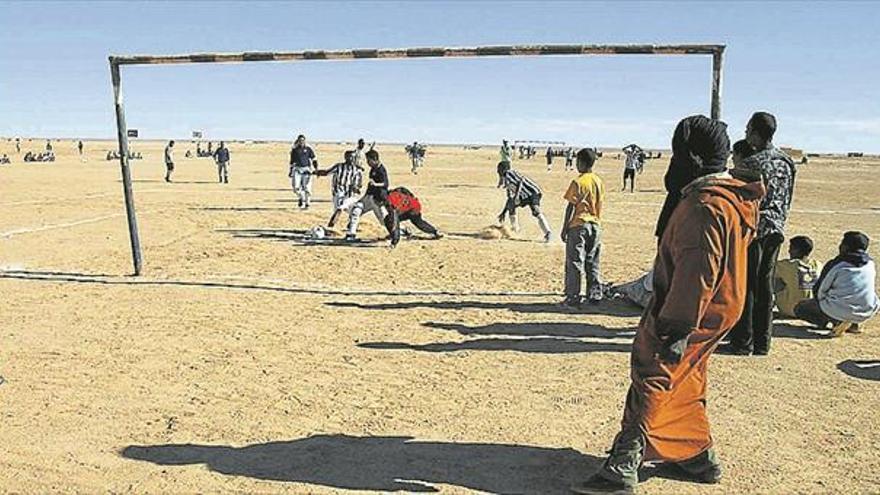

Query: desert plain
[{"left": 0, "top": 138, "right": 878, "bottom": 493}]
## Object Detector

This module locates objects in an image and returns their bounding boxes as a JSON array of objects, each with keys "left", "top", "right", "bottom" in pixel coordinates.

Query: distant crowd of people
[{"left": 286, "top": 134, "right": 442, "bottom": 247}]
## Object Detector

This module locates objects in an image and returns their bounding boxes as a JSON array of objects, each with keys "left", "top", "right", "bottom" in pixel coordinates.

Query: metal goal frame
[{"left": 109, "top": 43, "right": 725, "bottom": 275}]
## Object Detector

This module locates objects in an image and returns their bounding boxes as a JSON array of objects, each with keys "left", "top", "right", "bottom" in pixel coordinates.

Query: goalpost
[{"left": 108, "top": 43, "right": 725, "bottom": 276}]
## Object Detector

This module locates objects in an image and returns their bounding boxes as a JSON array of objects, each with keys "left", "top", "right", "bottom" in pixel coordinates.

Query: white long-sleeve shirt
[{"left": 817, "top": 259, "right": 880, "bottom": 323}]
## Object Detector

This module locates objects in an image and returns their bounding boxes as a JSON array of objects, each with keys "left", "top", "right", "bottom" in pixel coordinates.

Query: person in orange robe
[{"left": 572, "top": 115, "right": 765, "bottom": 494}]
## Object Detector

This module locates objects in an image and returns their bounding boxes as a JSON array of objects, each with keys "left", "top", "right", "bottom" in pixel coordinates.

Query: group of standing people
[
  {"left": 163, "top": 140, "right": 230, "bottom": 183},
  {"left": 570, "top": 111, "right": 878, "bottom": 494},
  {"left": 292, "top": 135, "right": 443, "bottom": 247}
]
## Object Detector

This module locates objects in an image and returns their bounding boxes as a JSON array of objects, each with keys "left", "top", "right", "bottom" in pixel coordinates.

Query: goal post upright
[
  {"left": 109, "top": 59, "right": 143, "bottom": 276},
  {"left": 108, "top": 43, "right": 725, "bottom": 276}
]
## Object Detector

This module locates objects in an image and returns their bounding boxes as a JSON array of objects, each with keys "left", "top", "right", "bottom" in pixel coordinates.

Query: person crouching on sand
[
  {"left": 382, "top": 186, "right": 443, "bottom": 248},
  {"left": 496, "top": 161, "right": 552, "bottom": 243}
]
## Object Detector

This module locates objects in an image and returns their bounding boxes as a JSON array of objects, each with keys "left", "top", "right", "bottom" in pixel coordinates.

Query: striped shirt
[
  {"left": 624, "top": 151, "right": 639, "bottom": 170},
  {"left": 502, "top": 169, "right": 542, "bottom": 204},
  {"left": 327, "top": 161, "right": 363, "bottom": 197}
]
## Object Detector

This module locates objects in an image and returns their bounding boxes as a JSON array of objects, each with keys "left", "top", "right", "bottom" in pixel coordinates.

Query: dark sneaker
[
  {"left": 570, "top": 472, "right": 635, "bottom": 494},
  {"left": 674, "top": 462, "right": 722, "bottom": 484},
  {"left": 432, "top": 231, "right": 445, "bottom": 240},
  {"left": 561, "top": 297, "right": 582, "bottom": 308},
  {"left": 716, "top": 344, "right": 751, "bottom": 356},
  {"left": 696, "top": 464, "right": 723, "bottom": 484},
  {"left": 846, "top": 324, "right": 862, "bottom": 334},
  {"left": 674, "top": 450, "right": 722, "bottom": 484},
  {"left": 298, "top": 198, "right": 304, "bottom": 208}
]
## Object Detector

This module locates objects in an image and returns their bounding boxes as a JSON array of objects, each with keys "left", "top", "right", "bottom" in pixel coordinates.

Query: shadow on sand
[
  {"left": 329, "top": 299, "right": 642, "bottom": 318},
  {"left": 358, "top": 338, "right": 631, "bottom": 354},
  {"left": 423, "top": 321, "right": 636, "bottom": 339},
  {"left": 121, "top": 434, "right": 600, "bottom": 494},
  {"left": 217, "top": 228, "right": 382, "bottom": 248},
  {"left": 773, "top": 322, "right": 829, "bottom": 340},
  {"left": 837, "top": 359, "right": 880, "bottom": 381},
  {"left": 0, "top": 270, "right": 556, "bottom": 298}
]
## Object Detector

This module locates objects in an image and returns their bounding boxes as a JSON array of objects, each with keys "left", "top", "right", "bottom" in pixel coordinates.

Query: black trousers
[
  {"left": 385, "top": 210, "right": 437, "bottom": 246},
  {"left": 729, "top": 233, "right": 784, "bottom": 353}
]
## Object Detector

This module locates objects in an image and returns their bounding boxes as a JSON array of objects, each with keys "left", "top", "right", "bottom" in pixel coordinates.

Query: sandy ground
[{"left": 0, "top": 138, "right": 878, "bottom": 494}]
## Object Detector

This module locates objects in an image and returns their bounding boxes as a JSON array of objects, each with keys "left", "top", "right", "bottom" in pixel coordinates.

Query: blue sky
[{"left": 1, "top": 1, "right": 879, "bottom": 152}]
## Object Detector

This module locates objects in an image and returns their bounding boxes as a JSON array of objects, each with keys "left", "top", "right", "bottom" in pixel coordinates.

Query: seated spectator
[
  {"left": 611, "top": 270, "right": 653, "bottom": 308},
  {"left": 794, "top": 231, "right": 880, "bottom": 336},
  {"left": 0, "top": 154, "right": 10, "bottom": 164},
  {"left": 24, "top": 151, "right": 35, "bottom": 162},
  {"left": 774, "top": 236, "right": 821, "bottom": 318}
]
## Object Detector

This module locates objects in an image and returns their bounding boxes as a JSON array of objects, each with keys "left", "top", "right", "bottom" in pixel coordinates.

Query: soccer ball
[{"left": 309, "top": 226, "right": 326, "bottom": 239}]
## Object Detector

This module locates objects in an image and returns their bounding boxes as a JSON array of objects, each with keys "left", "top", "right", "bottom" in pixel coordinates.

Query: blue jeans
[{"left": 564, "top": 223, "right": 601, "bottom": 300}]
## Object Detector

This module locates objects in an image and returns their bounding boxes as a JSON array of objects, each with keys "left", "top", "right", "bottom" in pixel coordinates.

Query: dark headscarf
[
  {"left": 655, "top": 115, "right": 731, "bottom": 238},
  {"left": 843, "top": 231, "right": 870, "bottom": 252}
]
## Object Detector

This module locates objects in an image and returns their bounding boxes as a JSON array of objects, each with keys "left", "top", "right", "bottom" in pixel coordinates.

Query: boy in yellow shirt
[
  {"left": 774, "top": 235, "right": 821, "bottom": 317},
  {"left": 561, "top": 148, "right": 605, "bottom": 306}
]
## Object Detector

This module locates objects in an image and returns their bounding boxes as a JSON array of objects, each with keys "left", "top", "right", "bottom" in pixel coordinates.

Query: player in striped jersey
[
  {"left": 316, "top": 150, "right": 364, "bottom": 232},
  {"left": 496, "top": 161, "right": 552, "bottom": 242}
]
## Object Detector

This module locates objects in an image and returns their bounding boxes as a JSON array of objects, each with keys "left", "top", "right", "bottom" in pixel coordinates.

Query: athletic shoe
[
  {"left": 543, "top": 231, "right": 552, "bottom": 243},
  {"left": 674, "top": 462, "right": 723, "bottom": 484},
  {"left": 432, "top": 232, "right": 445, "bottom": 240},
  {"left": 846, "top": 324, "right": 862, "bottom": 334},
  {"left": 697, "top": 465, "right": 723, "bottom": 484},
  {"left": 570, "top": 472, "right": 635, "bottom": 495},
  {"left": 716, "top": 344, "right": 751, "bottom": 356},
  {"left": 344, "top": 234, "right": 357, "bottom": 242},
  {"left": 561, "top": 297, "right": 581, "bottom": 308},
  {"left": 298, "top": 198, "right": 303, "bottom": 208}
]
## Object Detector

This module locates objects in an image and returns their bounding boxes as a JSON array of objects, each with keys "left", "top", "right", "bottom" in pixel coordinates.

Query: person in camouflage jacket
[{"left": 723, "top": 112, "right": 796, "bottom": 356}]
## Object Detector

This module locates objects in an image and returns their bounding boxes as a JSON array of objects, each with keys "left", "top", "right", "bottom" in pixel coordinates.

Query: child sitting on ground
[
  {"left": 794, "top": 231, "right": 880, "bottom": 336},
  {"left": 774, "top": 235, "right": 822, "bottom": 318}
]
